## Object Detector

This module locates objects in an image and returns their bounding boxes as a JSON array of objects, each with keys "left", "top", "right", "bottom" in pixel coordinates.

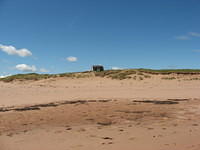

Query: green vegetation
[
  {"left": 1, "top": 68, "right": 200, "bottom": 82},
  {"left": 59, "top": 73, "right": 76, "bottom": 78},
  {"left": 0, "top": 72, "right": 92, "bottom": 82},
  {"left": 95, "top": 69, "right": 136, "bottom": 80},
  {"left": 0, "top": 73, "right": 55, "bottom": 82},
  {"left": 137, "top": 69, "right": 200, "bottom": 74},
  {"left": 59, "top": 72, "right": 92, "bottom": 78}
]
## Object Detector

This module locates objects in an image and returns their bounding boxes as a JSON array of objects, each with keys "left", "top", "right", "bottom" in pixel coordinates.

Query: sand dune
[{"left": 1, "top": 75, "right": 200, "bottom": 107}]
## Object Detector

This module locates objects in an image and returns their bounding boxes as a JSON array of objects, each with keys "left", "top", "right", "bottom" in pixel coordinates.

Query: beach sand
[{"left": 1, "top": 75, "right": 200, "bottom": 150}]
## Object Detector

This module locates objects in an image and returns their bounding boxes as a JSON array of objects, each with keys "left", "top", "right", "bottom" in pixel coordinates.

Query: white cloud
[
  {"left": 66, "top": 56, "right": 78, "bottom": 62},
  {"left": 0, "top": 44, "right": 32, "bottom": 57},
  {"left": 15, "top": 64, "right": 49, "bottom": 73},
  {"left": 0, "top": 76, "right": 5, "bottom": 78},
  {"left": 0, "top": 74, "right": 11, "bottom": 78},
  {"left": 15, "top": 64, "right": 37, "bottom": 72},
  {"left": 112, "top": 67, "right": 122, "bottom": 70},
  {"left": 189, "top": 32, "right": 200, "bottom": 37},
  {"left": 175, "top": 36, "right": 190, "bottom": 40},
  {"left": 39, "top": 68, "right": 49, "bottom": 73}
]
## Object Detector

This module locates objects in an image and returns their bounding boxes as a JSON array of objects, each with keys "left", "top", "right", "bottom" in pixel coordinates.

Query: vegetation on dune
[
  {"left": 95, "top": 69, "right": 200, "bottom": 80},
  {"left": 94, "top": 69, "right": 136, "bottom": 80},
  {"left": 137, "top": 69, "right": 200, "bottom": 74},
  {"left": 1, "top": 68, "right": 200, "bottom": 82},
  {"left": 0, "top": 73, "right": 56, "bottom": 82},
  {"left": 0, "top": 72, "right": 92, "bottom": 82}
]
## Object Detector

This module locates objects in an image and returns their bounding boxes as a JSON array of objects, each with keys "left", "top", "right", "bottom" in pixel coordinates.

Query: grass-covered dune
[
  {"left": 1, "top": 69, "right": 200, "bottom": 82},
  {"left": 137, "top": 69, "right": 200, "bottom": 74},
  {"left": 0, "top": 73, "right": 56, "bottom": 82}
]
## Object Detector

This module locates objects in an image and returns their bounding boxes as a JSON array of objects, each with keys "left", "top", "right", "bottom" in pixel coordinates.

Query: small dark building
[{"left": 92, "top": 65, "right": 104, "bottom": 72}]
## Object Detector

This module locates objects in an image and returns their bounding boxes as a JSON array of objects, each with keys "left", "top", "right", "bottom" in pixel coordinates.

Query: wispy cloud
[
  {"left": 15, "top": 64, "right": 37, "bottom": 72},
  {"left": 66, "top": 56, "right": 78, "bottom": 62},
  {"left": 175, "top": 32, "right": 200, "bottom": 40},
  {"left": 189, "top": 32, "right": 200, "bottom": 37},
  {"left": 175, "top": 36, "right": 190, "bottom": 40},
  {"left": 0, "top": 44, "right": 32, "bottom": 57}
]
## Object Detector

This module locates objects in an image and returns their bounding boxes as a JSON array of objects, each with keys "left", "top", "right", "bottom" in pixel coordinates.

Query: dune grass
[
  {"left": 0, "top": 73, "right": 56, "bottom": 82},
  {"left": 1, "top": 68, "right": 200, "bottom": 82},
  {"left": 94, "top": 69, "right": 136, "bottom": 80},
  {"left": 137, "top": 69, "right": 200, "bottom": 74}
]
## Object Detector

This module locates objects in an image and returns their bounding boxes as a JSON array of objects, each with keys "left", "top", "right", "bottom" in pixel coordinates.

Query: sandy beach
[
  {"left": 1, "top": 74, "right": 200, "bottom": 150},
  {"left": 1, "top": 0, "right": 200, "bottom": 149}
]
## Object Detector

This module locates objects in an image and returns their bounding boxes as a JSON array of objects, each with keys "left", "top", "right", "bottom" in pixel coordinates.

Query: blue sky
[{"left": 0, "top": 0, "right": 200, "bottom": 75}]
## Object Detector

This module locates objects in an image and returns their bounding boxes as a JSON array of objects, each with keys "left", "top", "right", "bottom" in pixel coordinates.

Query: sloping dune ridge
[{"left": 1, "top": 70, "right": 200, "bottom": 150}]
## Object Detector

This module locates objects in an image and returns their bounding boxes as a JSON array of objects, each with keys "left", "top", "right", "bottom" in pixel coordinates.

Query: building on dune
[{"left": 92, "top": 65, "right": 104, "bottom": 72}]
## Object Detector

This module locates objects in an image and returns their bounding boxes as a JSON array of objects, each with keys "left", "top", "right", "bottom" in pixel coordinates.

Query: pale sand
[
  {"left": 1, "top": 75, "right": 200, "bottom": 107},
  {"left": 1, "top": 75, "right": 200, "bottom": 150}
]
